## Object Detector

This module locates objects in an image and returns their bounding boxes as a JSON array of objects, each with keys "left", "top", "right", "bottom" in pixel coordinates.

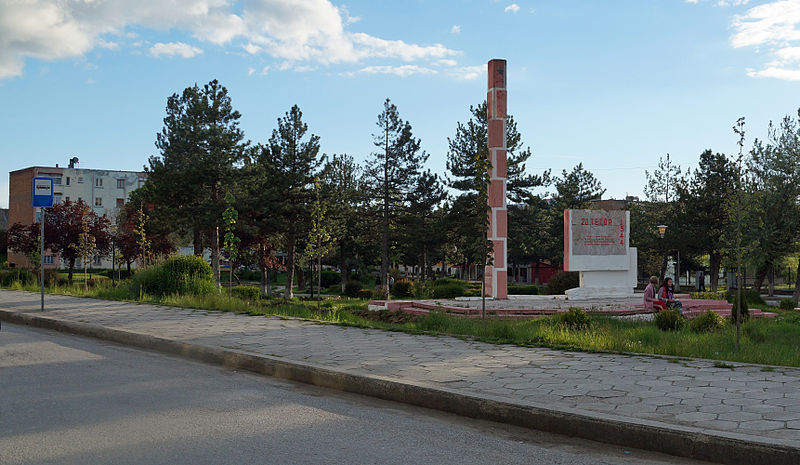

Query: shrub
[
  {"left": 727, "top": 289, "right": 764, "bottom": 305},
  {"left": 546, "top": 272, "right": 579, "bottom": 295},
  {"left": 557, "top": 307, "right": 590, "bottom": 329},
  {"left": 430, "top": 282, "right": 464, "bottom": 299},
  {"left": 1, "top": 269, "right": 36, "bottom": 286},
  {"left": 508, "top": 284, "right": 540, "bottom": 295},
  {"left": 690, "top": 291, "right": 727, "bottom": 300},
  {"left": 43, "top": 269, "right": 61, "bottom": 286},
  {"left": 654, "top": 308, "right": 684, "bottom": 331},
  {"left": 411, "top": 280, "right": 429, "bottom": 298},
  {"left": 343, "top": 280, "right": 363, "bottom": 298},
  {"left": 391, "top": 279, "right": 413, "bottom": 298},
  {"left": 779, "top": 298, "right": 797, "bottom": 311},
  {"left": 729, "top": 291, "right": 750, "bottom": 323},
  {"left": 357, "top": 289, "right": 373, "bottom": 299},
  {"left": 130, "top": 255, "right": 215, "bottom": 297},
  {"left": 231, "top": 285, "right": 261, "bottom": 301},
  {"left": 689, "top": 310, "right": 726, "bottom": 333},
  {"left": 320, "top": 270, "right": 341, "bottom": 288}
]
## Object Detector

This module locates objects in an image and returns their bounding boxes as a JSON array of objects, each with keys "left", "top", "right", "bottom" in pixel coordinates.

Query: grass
[{"left": 6, "top": 279, "right": 800, "bottom": 368}]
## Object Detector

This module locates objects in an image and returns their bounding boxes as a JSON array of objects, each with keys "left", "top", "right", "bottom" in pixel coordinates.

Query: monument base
[{"left": 565, "top": 270, "right": 636, "bottom": 299}]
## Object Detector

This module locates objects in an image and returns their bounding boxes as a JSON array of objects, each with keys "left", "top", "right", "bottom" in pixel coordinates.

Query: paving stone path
[{"left": 1, "top": 289, "right": 799, "bottom": 445}]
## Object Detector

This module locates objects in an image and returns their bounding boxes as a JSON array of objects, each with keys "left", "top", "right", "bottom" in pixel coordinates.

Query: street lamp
[
  {"left": 657, "top": 224, "right": 668, "bottom": 239},
  {"left": 656, "top": 224, "right": 680, "bottom": 289}
]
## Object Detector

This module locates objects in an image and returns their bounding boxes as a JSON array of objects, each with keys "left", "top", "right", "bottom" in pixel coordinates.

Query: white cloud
[
  {"left": 358, "top": 65, "right": 438, "bottom": 77},
  {"left": 717, "top": 0, "right": 749, "bottom": 6},
  {"left": 247, "top": 67, "right": 255, "bottom": 75},
  {"left": 451, "top": 24, "right": 461, "bottom": 34},
  {"left": 731, "top": 1, "right": 800, "bottom": 80},
  {"left": 505, "top": 4, "right": 520, "bottom": 13},
  {"left": 0, "top": 0, "right": 460, "bottom": 79},
  {"left": 685, "top": 0, "right": 699, "bottom": 4},
  {"left": 149, "top": 42, "right": 204, "bottom": 58},
  {"left": 447, "top": 65, "right": 484, "bottom": 80}
]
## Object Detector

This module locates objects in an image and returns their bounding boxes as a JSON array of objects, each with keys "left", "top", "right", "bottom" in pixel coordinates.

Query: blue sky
[{"left": 2, "top": 0, "right": 800, "bottom": 209}]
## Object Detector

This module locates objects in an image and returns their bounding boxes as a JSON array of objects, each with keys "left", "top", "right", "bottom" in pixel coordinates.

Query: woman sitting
[
  {"left": 658, "top": 277, "right": 683, "bottom": 312},
  {"left": 644, "top": 276, "right": 667, "bottom": 312}
]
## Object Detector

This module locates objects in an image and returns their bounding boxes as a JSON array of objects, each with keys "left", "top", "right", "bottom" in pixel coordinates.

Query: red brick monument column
[{"left": 486, "top": 59, "right": 508, "bottom": 299}]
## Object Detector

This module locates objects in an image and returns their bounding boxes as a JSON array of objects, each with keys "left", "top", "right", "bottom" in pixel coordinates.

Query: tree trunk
[
  {"left": 126, "top": 260, "right": 131, "bottom": 275},
  {"left": 792, "top": 257, "right": 800, "bottom": 304},
  {"left": 193, "top": 229, "right": 203, "bottom": 256},
  {"left": 211, "top": 227, "right": 220, "bottom": 287},
  {"left": 768, "top": 265, "right": 775, "bottom": 297},
  {"left": 709, "top": 252, "right": 721, "bottom": 292},
  {"left": 260, "top": 267, "right": 268, "bottom": 297},
  {"left": 754, "top": 264, "right": 769, "bottom": 294},
  {"left": 297, "top": 265, "right": 305, "bottom": 293},
  {"left": 381, "top": 198, "right": 390, "bottom": 298},
  {"left": 284, "top": 232, "right": 295, "bottom": 300},
  {"left": 67, "top": 259, "right": 75, "bottom": 286},
  {"left": 341, "top": 261, "right": 350, "bottom": 294}
]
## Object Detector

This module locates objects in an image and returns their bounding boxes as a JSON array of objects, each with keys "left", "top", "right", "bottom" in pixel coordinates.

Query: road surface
[{"left": 0, "top": 323, "right": 710, "bottom": 464}]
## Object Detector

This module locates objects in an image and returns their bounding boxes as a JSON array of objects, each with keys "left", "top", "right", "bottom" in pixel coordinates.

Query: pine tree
[{"left": 364, "top": 99, "right": 427, "bottom": 297}]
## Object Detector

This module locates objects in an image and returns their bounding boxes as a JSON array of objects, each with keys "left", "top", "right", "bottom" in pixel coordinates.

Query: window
[
  {"left": 65, "top": 196, "right": 70, "bottom": 202},
  {"left": 95, "top": 197, "right": 102, "bottom": 207},
  {"left": 52, "top": 176, "right": 62, "bottom": 185},
  {"left": 77, "top": 197, "right": 82, "bottom": 202},
  {"left": 95, "top": 178, "right": 103, "bottom": 187},
  {"left": 117, "top": 179, "right": 125, "bottom": 189},
  {"left": 93, "top": 255, "right": 103, "bottom": 266},
  {"left": 65, "top": 177, "right": 70, "bottom": 186},
  {"left": 43, "top": 256, "right": 54, "bottom": 265},
  {"left": 77, "top": 176, "right": 84, "bottom": 183},
  {"left": 116, "top": 198, "right": 125, "bottom": 208},
  {"left": 54, "top": 194, "right": 62, "bottom": 204}
]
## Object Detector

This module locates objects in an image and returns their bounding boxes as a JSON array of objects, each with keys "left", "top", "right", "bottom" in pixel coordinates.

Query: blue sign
[{"left": 32, "top": 177, "right": 54, "bottom": 208}]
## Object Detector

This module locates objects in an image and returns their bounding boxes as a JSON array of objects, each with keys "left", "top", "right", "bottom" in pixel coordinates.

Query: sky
[{"left": 2, "top": 0, "right": 800, "bottom": 209}]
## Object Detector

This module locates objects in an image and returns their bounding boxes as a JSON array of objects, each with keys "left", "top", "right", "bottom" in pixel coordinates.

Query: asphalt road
[{"left": 0, "top": 323, "right": 711, "bottom": 465}]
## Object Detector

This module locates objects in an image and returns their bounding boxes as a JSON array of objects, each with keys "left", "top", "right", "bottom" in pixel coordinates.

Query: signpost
[{"left": 32, "top": 177, "right": 53, "bottom": 311}]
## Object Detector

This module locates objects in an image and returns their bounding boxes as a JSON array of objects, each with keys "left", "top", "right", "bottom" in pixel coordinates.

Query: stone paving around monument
[{"left": 0, "top": 289, "right": 798, "bottom": 446}]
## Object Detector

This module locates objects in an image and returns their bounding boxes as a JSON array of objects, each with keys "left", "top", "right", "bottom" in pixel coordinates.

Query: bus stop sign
[{"left": 32, "top": 177, "right": 54, "bottom": 208}]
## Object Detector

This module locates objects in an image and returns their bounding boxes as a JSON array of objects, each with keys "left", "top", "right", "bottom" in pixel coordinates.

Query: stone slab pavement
[{"left": 1, "top": 290, "right": 799, "bottom": 459}]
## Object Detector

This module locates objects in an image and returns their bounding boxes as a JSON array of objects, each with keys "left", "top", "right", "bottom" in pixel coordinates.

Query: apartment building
[{"left": 8, "top": 158, "right": 146, "bottom": 269}]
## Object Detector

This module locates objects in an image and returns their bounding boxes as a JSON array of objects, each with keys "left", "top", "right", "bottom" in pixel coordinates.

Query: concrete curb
[{"left": 1, "top": 309, "right": 798, "bottom": 465}]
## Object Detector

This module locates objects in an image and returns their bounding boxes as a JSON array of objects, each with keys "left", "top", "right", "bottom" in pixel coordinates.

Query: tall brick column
[{"left": 486, "top": 59, "right": 508, "bottom": 299}]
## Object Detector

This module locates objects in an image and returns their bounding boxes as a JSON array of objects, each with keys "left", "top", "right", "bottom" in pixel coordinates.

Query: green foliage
[
  {"left": 779, "top": 298, "right": 797, "bottom": 310},
  {"left": 343, "top": 280, "right": 363, "bottom": 298},
  {"left": 430, "top": 282, "right": 465, "bottom": 299},
  {"left": 557, "top": 307, "right": 591, "bottom": 329},
  {"left": 0, "top": 269, "right": 36, "bottom": 286},
  {"left": 320, "top": 271, "right": 341, "bottom": 288},
  {"left": 728, "top": 291, "right": 751, "bottom": 322},
  {"left": 391, "top": 279, "right": 413, "bottom": 298},
  {"left": 743, "top": 323, "right": 767, "bottom": 343},
  {"left": 689, "top": 310, "right": 727, "bottom": 333},
  {"left": 357, "top": 289, "right": 373, "bottom": 299},
  {"left": 508, "top": 284, "right": 540, "bottom": 295},
  {"left": 130, "top": 255, "right": 215, "bottom": 297},
  {"left": 546, "top": 272, "right": 579, "bottom": 295},
  {"left": 231, "top": 285, "right": 261, "bottom": 302},
  {"left": 691, "top": 291, "right": 727, "bottom": 300},
  {"left": 43, "top": 268, "right": 63, "bottom": 286},
  {"left": 654, "top": 309, "right": 685, "bottom": 331},
  {"left": 726, "top": 289, "right": 764, "bottom": 305}
]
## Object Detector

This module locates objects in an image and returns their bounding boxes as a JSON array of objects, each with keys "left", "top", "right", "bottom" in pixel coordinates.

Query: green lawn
[{"left": 5, "top": 279, "right": 800, "bottom": 368}]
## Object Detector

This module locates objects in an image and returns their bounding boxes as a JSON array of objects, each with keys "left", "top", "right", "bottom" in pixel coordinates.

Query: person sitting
[
  {"left": 658, "top": 277, "right": 683, "bottom": 312},
  {"left": 644, "top": 276, "right": 667, "bottom": 312}
]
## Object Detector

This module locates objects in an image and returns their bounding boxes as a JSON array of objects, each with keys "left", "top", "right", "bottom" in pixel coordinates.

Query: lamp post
[
  {"left": 110, "top": 224, "right": 117, "bottom": 287},
  {"left": 656, "top": 225, "right": 680, "bottom": 289}
]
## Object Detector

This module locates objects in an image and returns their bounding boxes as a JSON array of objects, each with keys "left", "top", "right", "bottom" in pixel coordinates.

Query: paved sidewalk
[{"left": 1, "top": 290, "right": 799, "bottom": 457}]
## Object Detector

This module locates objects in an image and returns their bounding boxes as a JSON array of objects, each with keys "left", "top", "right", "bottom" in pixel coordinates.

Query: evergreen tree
[
  {"left": 147, "top": 79, "right": 247, "bottom": 286},
  {"left": 364, "top": 99, "right": 427, "bottom": 297},
  {"left": 400, "top": 170, "right": 448, "bottom": 281},
  {"left": 266, "top": 105, "right": 323, "bottom": 299}
]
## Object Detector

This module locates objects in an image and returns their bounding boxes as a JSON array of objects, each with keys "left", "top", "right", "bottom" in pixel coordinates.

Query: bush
[
  {"left": 690, "top": 291, "right": 727, "bottom": 300},
  {"left": 343, "top": 280, "right": 363, "bottom": 298},
  {"left": 1, "top": 269, "right": 36, "bottom": 286},
  {"left": 508, "top": 284, "right": 540, "bottom": 295},
  {"left": 391, "top": 279, "right": 413, "bottom": 298},
  {"left": 557, "top": 307, "right": 590, "bottom": 329},
  {"left": 231, "top": 285, "right": 261, "bottom": 301},
  {"left": 727, "top": 289, "right": 764, "bottom": 305},
  {"left": 729, "top": 291, "right": 750, "bottom": 323},
  {"left": 654, "top": 308, "right": 684, "bottom": 331},
  {"left": 689, "top": 310, "right": 727, "bottom": 333},
  {"left": 779, "top": 298, "right": 797, "bottom": 310},
  {"left": 546, "top": 272, "right": 579, "bottom": 295},
  {"left": 130, "top": 255, "right": 215, "bottom": 297},
  {"left": 320, "top": 271, "right": 341, "bottom": 288},
  {"left": 357, "top": 289, "right": 373, "bottom": 299},
  {"left": 43, "top": 269, "right": 62, "bottom": 286},
  {"left": 430, "top": 282, "right": 464, "bottom": 299}
]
